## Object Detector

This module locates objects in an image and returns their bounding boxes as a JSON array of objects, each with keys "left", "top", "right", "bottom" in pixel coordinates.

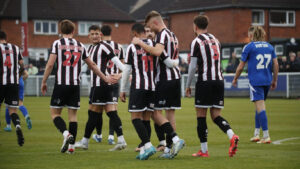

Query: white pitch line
[{"left": 272, "top": 137, "right": 300, "bottom": 145}]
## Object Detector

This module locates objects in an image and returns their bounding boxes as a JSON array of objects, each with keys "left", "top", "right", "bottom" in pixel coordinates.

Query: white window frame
[
  {"left": 234, "top": 47, "right": 242, "bottom": 58},
  {"left": 78, "top": 21, "right": 102, "bottom": 36},
  {"left": 222, "top": 48, "right": 230, "bottom": 59},
  {"left": 252, "top": 9, "right": 265, "bottom": 26},
  {"left": 269, "top": 10, "right": 295, "bottom": 27},
  {"left": 274, "top": 44, "right": 284, "bottom": 56},
  {"left": 34, "top": 20, "right": 58, "bottom": 35}
]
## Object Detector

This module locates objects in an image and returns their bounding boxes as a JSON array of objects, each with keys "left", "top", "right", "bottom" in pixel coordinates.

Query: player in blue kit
[
  {"left": 4, "top": 70, "right": 32, "bottom": 132},
  {"left": 232, "top": 26, "right": 279, "bottom": 144}
]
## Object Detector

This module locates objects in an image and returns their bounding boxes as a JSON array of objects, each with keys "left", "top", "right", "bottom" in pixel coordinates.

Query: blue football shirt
[{"left": 241, "top": 41, "right": 277, "bottom": 86}]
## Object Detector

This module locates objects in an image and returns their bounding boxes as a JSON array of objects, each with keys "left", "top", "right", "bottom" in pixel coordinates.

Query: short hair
[
  {"left": 131, "top": 23, "right": 145, "bottom": 34},
  {"left": 145, "top": 10, "right": 161, "bottom": 24},
  {"left": 248, "top": 26, "right": 266, "bottom": 41},
  {"left": 0, "top": 30, "right": 7, "bottom": 40},
  {"left": 88, "top": 25, "right": 101, "bottom": 32},
  {"left": 193, "top": 15, "right": 209, "bottom": 30},
  {"left": 101, "top": 25, "right": 112, "bottom": 36},
  {"left": 60, "top": 19, "right": 75, "bottom": 34}
]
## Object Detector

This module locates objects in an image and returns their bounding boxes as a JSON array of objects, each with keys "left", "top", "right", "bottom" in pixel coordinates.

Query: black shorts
[
  {"left": 154, "top": 79, "right": 181, "bottom": 110},
  {"left": 129, "top": 89, "right": 155, "bottom": 112},
  {"left": 195, "top": 80, "right": 224, "bottom": 109},
  {"left": 0, "top": 84, "right": 19, "bottom": 108},
  {"left": 112, "top": 83, "right": 119, "bottom": 103},
  {"left": 50, "top": 84, "right": 80, "bottom": 109},
  {"left": 89, "top": 84, "right": 117, "bottom": 105}
]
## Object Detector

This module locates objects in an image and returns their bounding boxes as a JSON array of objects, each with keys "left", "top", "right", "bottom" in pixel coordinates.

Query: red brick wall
[
  {"left": 168, "top": 9, "right": 300, "bottom": 51},
  {"left": 0, "top": 19, "right": 134, "bottom": 48}
]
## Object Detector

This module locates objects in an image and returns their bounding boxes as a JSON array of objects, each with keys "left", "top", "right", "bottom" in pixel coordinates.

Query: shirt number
[
  {"left": 256, "top": 54, "right": 271, "bottom": 69},
  {"left": 142, "top": 55, "right": 154, "bottom": 72},
  {"left": 63, "top": 51, "right": 81, "bottom": 67},
  {"left": 4, "top": 56, "right": 12, "bottom": 68}
]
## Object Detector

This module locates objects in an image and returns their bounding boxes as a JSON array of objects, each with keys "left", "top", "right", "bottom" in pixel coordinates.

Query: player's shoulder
[{"left": 242, "top": 42, "right": 254, "bottom": 52}]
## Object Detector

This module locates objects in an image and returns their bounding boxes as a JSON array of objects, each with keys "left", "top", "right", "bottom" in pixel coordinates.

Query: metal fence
[{"left": 25, "top": 73, "right": 300, "bottom": 98}]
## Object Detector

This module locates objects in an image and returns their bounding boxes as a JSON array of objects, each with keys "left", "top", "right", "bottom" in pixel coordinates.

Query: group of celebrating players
[{"left": 0, "top": 10, "right": 278, "bottom": 160}]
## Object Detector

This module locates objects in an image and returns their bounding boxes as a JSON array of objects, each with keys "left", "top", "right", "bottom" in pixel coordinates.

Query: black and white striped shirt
[
  {"left": 90, "top": 41, "right": 115, "bottom": 87},
  {"left": 102, "top": 40, "right": 124, "bottom": 75},
  {"left": 125, "top": 39, "right": 156, "bottom": 91},
  {"left": 155, "top": 28, "right": 180, "bottom": 82},
  {"left": 190, "top": 33, "right": 223, "bottom": 81},
  {"left": 50, "top": 38, "right": 88, "bottom": 85},
  {"left": 0, "top": 43, "right": 23, "bottom": 85}
]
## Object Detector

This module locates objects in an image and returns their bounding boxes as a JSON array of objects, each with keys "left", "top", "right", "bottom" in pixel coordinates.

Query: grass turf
[{"left": 0, "top": 97, "right": 299, "bottom": 169}]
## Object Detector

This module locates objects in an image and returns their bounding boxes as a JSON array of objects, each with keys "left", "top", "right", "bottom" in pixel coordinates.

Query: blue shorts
[
  {"left": 249, "top": 85, "right": 270, "bottom": 102},
  {"left": 19, "top": 77, "right": 24, "bottom": 101}
]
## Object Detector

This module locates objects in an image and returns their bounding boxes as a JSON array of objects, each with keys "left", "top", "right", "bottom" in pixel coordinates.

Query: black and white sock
[
  {"left": 142, "top": 120, "right": 151, "bottom": 138},
  {"left": 84, "top": 110, "right": 98, "bottom": 139},
  {"left": 213, "top": 116, "right": 234, "bottom": 139},
  {"left": 53, "top": 116, "right": 67, "bottom": 134},
  {"left": 132, "top": 118, "right": 150, "bottom": 146},
  {"left": 69, "top": 122, "right": 77, "bottom": 143},
  {"left": 197, "top": 117, "right": 208, "bottom": 153},
  {"left": 154, "top": 123, "right": 165, "bottom": 143},
  {"left": 95, "top": 112, "right": 103, "bottom": 136}
]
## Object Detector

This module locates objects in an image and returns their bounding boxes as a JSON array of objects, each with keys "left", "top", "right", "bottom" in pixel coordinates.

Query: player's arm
[
  {"left": 22, "top": 70, "right": 29, "bottom": 80},
  {"left": 271, "top": 58, "right": 279, "bottom": 90},
  {"left": 84, "top": 57, "right": 115, "bottom": 84},
  {"left": 119, "top": 64, "right": 132, "bottom": 102},
  {"left": 185, "top": 57, "right": 197, "bottom": 97},
  {"left": 232, "top": 61, "right": 246, "bottom": 87},
  {"left": 41, "top": 53, "right": 57, "bottom": 95},
  {"left": 163, "top": 57, "right": 179, "bottom": 68},
  {"left": 132, "top": 37, "right": 164, "bottom": 57}
]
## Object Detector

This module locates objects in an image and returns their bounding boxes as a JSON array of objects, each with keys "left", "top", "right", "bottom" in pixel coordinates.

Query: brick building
[{"left": 0, "top": 0, "right": 134, "bottom": 61}]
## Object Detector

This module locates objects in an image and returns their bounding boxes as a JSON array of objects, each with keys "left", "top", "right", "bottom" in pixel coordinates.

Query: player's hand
[
  {"left": 104, "top": 75, "right": 114, "bottom": 84},
  {"left": 132, "top": 37, "right": 141, "bottom": 45},
  {"left": 120, "top": 92, "right": 126, "bottom": 102},
  {"left": 185, "top": 87, "right": 191, "bottom": 97},
  {"left": 270, "top": 80, "right": 277, "bottom": 90},
  {"left": 41, "top": 82, "right": 47, "bottom": 95},
  {"left": 112, "top": 73, "right": 122, "bottom": 81},
  {"left": 232, "top": 79, "right": 237, "bottom": 87}
]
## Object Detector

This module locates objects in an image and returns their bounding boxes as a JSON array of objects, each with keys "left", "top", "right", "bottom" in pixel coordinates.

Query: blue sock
[
  {"left": 255, "top": 111, "right": 260, "bottom": 128},
  {"left": 19, "top": 105, "right": 29, "bottom": 118},
  {"left": 258, "top": 110, "right": 268, "bottom": 131},
  {"left": 5, "top": 107, "right": 11, "bottom": 125}
]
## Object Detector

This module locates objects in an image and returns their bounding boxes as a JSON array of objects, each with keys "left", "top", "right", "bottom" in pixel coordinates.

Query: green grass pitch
[{"left": 0, "top": 97, "right": 300, "bottom": 169}]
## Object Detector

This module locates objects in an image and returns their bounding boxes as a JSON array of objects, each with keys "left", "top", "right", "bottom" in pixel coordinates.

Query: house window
[
  {"left": 34, "top": 20, "right": 58, "bottom": 35},
  {"left": 275, "top": 45, "right": 284, "bottom": 56},
  {"left": 270, "top": 10, "right": 295, "bottom": 26},
  {"left": 234, "top": 47, "right": 242, "bottom": 58},
  {"left": 222, "top": 48, "right": 230, "bottom": 59},
  {"left": 252, "top": 10, "right": 264, "bottom": 25},
  {"left": 78, "top": 22, "right": 102, "bottom": 36}
]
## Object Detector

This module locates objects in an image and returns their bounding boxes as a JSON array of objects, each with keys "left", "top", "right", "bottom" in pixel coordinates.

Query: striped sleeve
[
  {"left": 125, "top": 45, "right": 134, "bottom": 65},
  {"left": 190, "top": 38, "right": 199, "bottom": 58},
  {"left": 51, "top": 40, "right": 58, "bottom": 54}
]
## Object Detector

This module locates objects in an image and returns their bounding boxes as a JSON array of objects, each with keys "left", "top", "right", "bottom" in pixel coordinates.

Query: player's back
[
  {"left": 51, "top": 38, "right": 87, "bottom": 86},
  {"left": 242, "top": 41, "right": 276, "bottom": 86},
  {"left": 125, "top": 39, "right": 156, "bottom": 91},
  {"left": 0, "top": 43, "right": 22, "bottom": 85}
]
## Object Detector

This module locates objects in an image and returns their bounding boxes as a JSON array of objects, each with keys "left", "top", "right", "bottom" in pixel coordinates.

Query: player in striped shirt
[
  {"left": 0, "top": 30, "right": 25, "bottom": 146},
  {"left": 100, "top": 24, "right": 124, "bottom": 145},
  {"left": 186, "top": 15, "right": 239, "bottom": 157},
  {"left": 132, "top": 11, "right": 185, "bottom": 158},
  {"left": 41, "top": 20, "right": 115, "bottom": 154},
  {"left": 75, "top": 26, "right": 127, "bottom": 152}
]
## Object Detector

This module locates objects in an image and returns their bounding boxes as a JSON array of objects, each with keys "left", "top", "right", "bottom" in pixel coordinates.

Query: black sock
[
  {"left": 143, "top": 120, "right": 151, "bottom": 138},
  {"left": 166, "top": 134, "right": 173, "bottom": 148},
  {"left": 84, "top": 110, "right": 98, "bottom": 138},
  {"left": 132, "top": 119, "right": 150, "bottom": 145},
  {"left": 213, "top": 116, "right": 231, "bottom": 133},
  {"left": 107, "top": 111, "right": 123, "bottom": 136},
  {"left": 69, "top": 122, "right": 77, "bottom": 143},
  {"left": 154, "top": 123, "right": 165, "bottom": 142},
  {"left": 161, "top": 122, "right": 177, "bottom": 140},
  {"left": 108, "top": 117, "right": 114, "bottom": 136},
  {"left": 197, "top": 117, "right": 208, "bottom": 143},
  {"left": 95, "top": 112, "right": 103, "bottom": 135},
  {"left": 10, "top": 113, "right": 21, "bottom": 127},
  {"left": 53, "top": 116, "right": 67, "bottom": 133}
]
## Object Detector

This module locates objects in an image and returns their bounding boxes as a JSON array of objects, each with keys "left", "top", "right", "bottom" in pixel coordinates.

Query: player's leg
[
  {"left": 76, "top": 104, "right": 102, "bottom": 149},
  {"left": 152, "top": 110, "right": 185, "bottom": 158},
  {"left": 192, "top": 108, "right": 209, "bottom": 157},
  {"left": 135, "top": 110, "right": 152, "bottom": 152},
  {"left": 106, "top": 103, "right": 126, "bottom": 151},
  {"left": 18, "top": 100, "right": 32, "bottom": 129},
  {"left": 154, "top": 122, "right": 166, "bottom": 151},
  {"left": 165, "top": 109, "right": 175, "bottom": 153},
  {"left": 4, "top": 106, "right": 12, "bottom": 131},
  {"left": 67, "top": 108, "right": 78, "bottom": 154},
  {"left": 93, "top": 106, "right": 104, "bottom": 143},
  {"left": 107, "top": 84, "right": 119, "bottom": 144}
]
